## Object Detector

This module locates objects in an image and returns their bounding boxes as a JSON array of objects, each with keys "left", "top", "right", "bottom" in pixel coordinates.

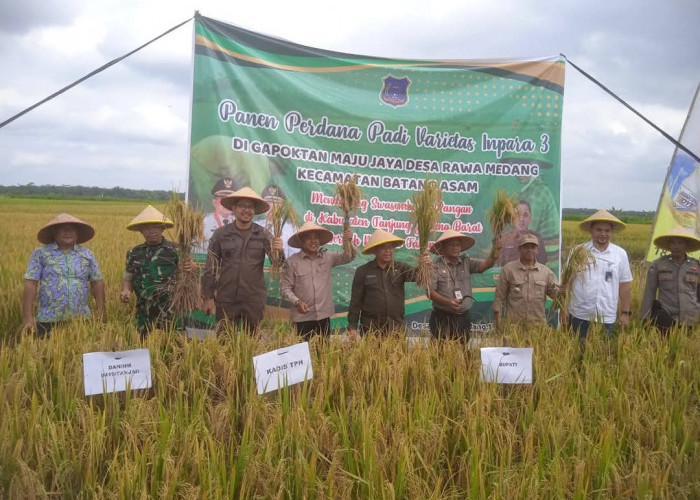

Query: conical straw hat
[
  {"left": 653, "top": 225, "right": 700, "bottom": 252},
  {"left": 430, "top": 229, "right": 475, "bottom": 254},
  {"left": 37, "top": 213, "right": 95, "bottom": 244},
  {"left": 579, "top": 209, "right": 626, "bottom": 232},
  {"left": 220, "top": 186, "right": 270, "bottom": 214},
  {"left": 288, "top": 222, "right": 334, "bottom": 248},
  {"left": 126, "top": 205, "right": 174, "bottom": 231},
  {"left": 362, "top": 228, "right": 404, "bottom": 255}
]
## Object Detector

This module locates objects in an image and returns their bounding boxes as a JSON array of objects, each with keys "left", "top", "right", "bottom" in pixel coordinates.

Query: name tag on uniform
[{"left": 454, "top": 290, "right": 463, "bottom": 301}]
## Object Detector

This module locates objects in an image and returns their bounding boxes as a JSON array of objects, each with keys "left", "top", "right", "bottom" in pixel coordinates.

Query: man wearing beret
[
  {"left": 202, "top": 187, "right": 284, "bottom": 332},
  {"left": 22, "top": 213, "right": 105, "bottom": 336},
  {"left": 493, "top": 233, "right": 560, "bottom": 327}
]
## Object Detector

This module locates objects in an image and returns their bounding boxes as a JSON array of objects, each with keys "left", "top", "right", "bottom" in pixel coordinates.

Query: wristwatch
[{"left": 621, "top": 311, "right": 632, "bottom": 316}]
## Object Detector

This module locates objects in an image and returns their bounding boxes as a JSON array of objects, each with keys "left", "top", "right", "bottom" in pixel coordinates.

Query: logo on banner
[{"left": 380, "top": 75, "right": 411, "bottom": 107}]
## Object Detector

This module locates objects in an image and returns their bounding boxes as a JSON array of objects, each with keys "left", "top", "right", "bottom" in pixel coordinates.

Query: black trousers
[
  {"left": 36, "top": 321, "right": 63, "bottom": 337},
  {"left": 215, "top": 307, "right": 260, "bottom": 334},
  {"left": 429, "top": 309, "right": 471, "bottom": 343},
  {"left": 295, "top": 318, "right": 331, "bottom": 340}
]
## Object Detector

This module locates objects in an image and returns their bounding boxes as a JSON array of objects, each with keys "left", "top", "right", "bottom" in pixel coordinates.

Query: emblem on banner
[{"left": 380, "top": 75, "right": 411, "bottom": 107}]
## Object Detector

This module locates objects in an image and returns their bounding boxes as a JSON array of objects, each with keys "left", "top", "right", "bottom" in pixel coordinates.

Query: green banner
[{"left": 188, "top": 15, "right": 564, "bottom": 333}]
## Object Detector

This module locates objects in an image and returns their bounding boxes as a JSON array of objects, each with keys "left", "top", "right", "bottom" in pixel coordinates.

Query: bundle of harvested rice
[
  {"left": 411, "top": 178, "right": 442, "bottom": 290},
  {"left": 486, "top": 189, "right": 518, "bottom": 258},
  {"left": 267, "top": 198, "right": 299, "bottom": 277},
  {"left": 164, "top": 192, "right": 205, "bottom": 315},
  {"left": 334, "top": 175, "right": 363, "bottom": 254},
  {"left": 553, "top": 243, "right": 596, "bottom": 311}
]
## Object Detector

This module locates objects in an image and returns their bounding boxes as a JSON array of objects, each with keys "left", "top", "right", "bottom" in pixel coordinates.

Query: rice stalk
[
  {"left": 486, "top": 189, "right": 518, "bottom": 259},
  {"left": 266, "top": 198, "right": 299, "bottom": 277},
  {"left": 553, "top": 243, "right": 596, "bottom": 311},
  {"left": 410, "top": 178, "right": 442, "bottom": 290},
  {"left": 334, "top": 175, "right": 363, "bottom": 254},
  {"left": 164, "top": 191, "right": 205, "bottom": 315}
]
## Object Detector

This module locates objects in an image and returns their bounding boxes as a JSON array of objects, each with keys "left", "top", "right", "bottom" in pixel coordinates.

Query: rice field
[{"left": 1, "top": 198, "right": 698, "bottom": 499}]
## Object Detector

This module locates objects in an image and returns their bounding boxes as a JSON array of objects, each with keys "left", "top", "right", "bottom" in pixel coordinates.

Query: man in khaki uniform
[
  {"left": 428, "top": 229, "right": 500, "bottom": 342},
  {"left": 641, "top": 226, "right": 700, "bottom": 334},
  {"left": 281, "top": 222, "right": 356, "bottom": 339},
  {"left": 493, "top": 233, "right": 559, "bottom": 327},
  {"left": 202, "top": 187, "right": 283, "bottom": 332}
]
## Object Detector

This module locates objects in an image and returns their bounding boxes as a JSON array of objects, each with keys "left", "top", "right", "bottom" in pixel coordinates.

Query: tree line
[
  {"left": 0, "top": 184, "right": 184, "bottom": 201},
  {"left": 0, "top": 184, "right": 654, "bottom": 222}
]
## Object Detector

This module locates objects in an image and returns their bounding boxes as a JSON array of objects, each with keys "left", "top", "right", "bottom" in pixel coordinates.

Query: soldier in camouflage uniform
[{"left": 121, "top": 206, "right": 178, "bottom": 337}]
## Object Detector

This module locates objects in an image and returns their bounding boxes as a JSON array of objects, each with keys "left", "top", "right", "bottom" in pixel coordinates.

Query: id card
[{"left": 454, "top": 290, "right": 463, "bottom": 301}]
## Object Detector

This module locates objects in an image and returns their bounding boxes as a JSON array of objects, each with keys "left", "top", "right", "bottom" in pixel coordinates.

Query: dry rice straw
[
  {"left": 486, "top": 189, "right": 518, "bottom": 258},
  {"left": 553, "top": 243, "right": 596, "bottom": 311},
  {"left": 334, "top": 175, "right": 363, "bottom": 254},
  {"left": 266, "top": 198, "right": 299, "bottom": 278},
  {"left": 411, "top": 178, "right": 442, "bottom": 291},
  {"left": 164, "top": 192, "right": 205, "bottom": 316}
]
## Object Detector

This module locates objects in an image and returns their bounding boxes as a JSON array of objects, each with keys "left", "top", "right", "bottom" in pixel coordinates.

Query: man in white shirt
[{"left": 563, "top": 209, "right": 633, "bottom": 341}]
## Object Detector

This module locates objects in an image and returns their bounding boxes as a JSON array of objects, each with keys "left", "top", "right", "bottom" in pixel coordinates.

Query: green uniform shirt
[
  {"left": 124, "top": 238, "right": 179, "bottom": 332},
  {"left": 347, "top": 259, "right": 417, "bottom": 333}
]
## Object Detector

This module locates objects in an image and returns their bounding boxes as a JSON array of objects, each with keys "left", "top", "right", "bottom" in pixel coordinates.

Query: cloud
[
  {"left": 0, "top": 0, "right": 698, "bottom": 211},
  {"left": 0, "top": 1, "right": 80, "bottom": 34}
]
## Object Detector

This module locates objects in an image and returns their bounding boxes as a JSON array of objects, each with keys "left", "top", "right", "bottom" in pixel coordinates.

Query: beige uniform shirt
[
  {"left": 641, "top": 255, "right": 700, "bottom": 324},
  {"left": 430, "top": 255, "right": 484, "bottom": 314},
  {"left": 493, "top": 260, "right": 559, "bottom": 324},
  {"left": 281, "top": 247, "right": 355, "bottom": 322}
]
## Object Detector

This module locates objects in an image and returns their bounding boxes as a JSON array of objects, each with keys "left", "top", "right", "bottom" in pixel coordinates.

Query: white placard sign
[
  {"left": 253, "top": 342, "right": 313, "bottom": 395},
  {"left": 185, "top": 326, "right": 217, "bottom": 340},
  {"left": 83, "top": 349, "right": 152, "bottom": 396},
  {"left": 480, "top": 347, "right": 533, "bottom": 384}
]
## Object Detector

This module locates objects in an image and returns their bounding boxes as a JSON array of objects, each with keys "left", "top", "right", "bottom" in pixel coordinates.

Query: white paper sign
[
  {"left": 83, "top": 349, "right": 152, "bottom": 396},
  {"left": 480, "top": 347, "right": 533, "bottom": 384},
  {"left": 185, "top": 327, "right": 217, "bottom": 340},
  {"left": 253, "top": 342, "right": 313, "bottom": 395}
]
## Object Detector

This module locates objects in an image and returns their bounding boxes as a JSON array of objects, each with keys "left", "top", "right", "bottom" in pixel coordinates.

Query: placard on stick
[
  {"left": 253, "top": 342, "right": 313, "bottom": 395},
  {"left": 83, "top": 349, "right": 152, "bottom": 396},
  {"left": 185, "top": 326, "right": 217, "bottom": 340},
  {"left": 480, "top": 347, "right": 533, "bottom": 384}
]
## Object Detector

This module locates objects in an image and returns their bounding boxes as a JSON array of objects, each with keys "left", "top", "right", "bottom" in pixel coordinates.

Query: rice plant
[
  {"left": 335, "top": 175, "right": 363, "bottom": 254},
  {"left": 266, "top": 197, "right": 299, "bottom": 277},
  {"left": 164, "top": 192, "right": 205, "bottom": 316},
  {"left": 0, "top": 198, "right": 698, "bottom": 499},
  {"left": 486, "top": 189, "right": 518, "bottom": 259},
  {"left": 410, "top": 178, "right": 442, "bottom": 290},
  {"left": 553, "top": 243, "right": 596, "bottom": 312}
]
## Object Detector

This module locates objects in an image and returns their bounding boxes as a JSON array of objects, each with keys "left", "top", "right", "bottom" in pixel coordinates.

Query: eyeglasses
[{"left": 235, "top": 203, "right": 255, "bottom": 211}]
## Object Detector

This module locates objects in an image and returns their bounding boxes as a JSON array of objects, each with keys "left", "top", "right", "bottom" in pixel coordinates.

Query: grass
[{"left": 0, "top": 198, "right": 698, "bottom": 498}]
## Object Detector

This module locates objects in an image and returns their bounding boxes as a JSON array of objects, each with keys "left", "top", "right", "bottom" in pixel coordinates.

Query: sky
[{"left": 0, "top": 0, "right": 698, "bottom": 210}]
